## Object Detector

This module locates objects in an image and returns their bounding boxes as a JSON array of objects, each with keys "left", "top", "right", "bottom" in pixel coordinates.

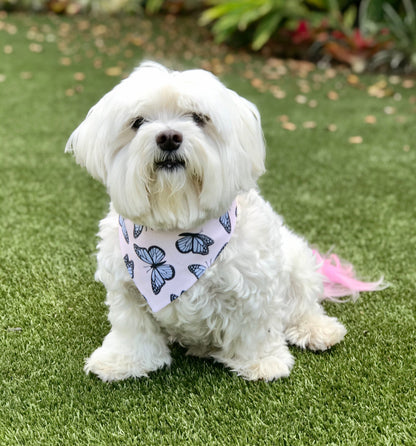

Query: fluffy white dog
[{"left": 66, "top": 61, "right": 380, "bottom": 382}]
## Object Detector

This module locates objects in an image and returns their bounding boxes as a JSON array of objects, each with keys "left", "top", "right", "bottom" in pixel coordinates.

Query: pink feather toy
[{"left": 313, "top": 249, "right": 386, "bottom": 302}]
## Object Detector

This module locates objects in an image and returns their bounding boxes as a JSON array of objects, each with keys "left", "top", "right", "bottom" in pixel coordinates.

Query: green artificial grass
[{"left": 1, "top": 12, "right": 415, "bottom": 446}]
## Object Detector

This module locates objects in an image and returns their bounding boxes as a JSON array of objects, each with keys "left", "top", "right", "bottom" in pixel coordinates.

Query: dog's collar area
[{"left": 118, "top": 200, "right": 238, "bottom": 312}]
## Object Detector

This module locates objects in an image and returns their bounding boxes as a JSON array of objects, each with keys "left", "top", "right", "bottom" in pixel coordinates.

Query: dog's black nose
[{"left": 156, "top": 130, "right": 183, "bottom": 152}]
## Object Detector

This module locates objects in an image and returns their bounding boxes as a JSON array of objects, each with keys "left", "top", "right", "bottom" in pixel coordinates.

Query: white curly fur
[{"left": 66, "top": 62, "right": 346, "bottom": 382}]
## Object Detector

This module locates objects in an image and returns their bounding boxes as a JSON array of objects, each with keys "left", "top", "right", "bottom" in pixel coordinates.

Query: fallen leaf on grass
[
  {"left": 347, "top": 74, "right": 360, "bottom": 85},
  {"left": 251, "top": 78, "right": 263, "bottom": 89},
  {"left": 270, "top": 86, "right": 286, "bottom": 99},
  {"left": 105, "top": 66, "right": 123, "bottom": 77},
  {"left": 73, "top": 72, "right": 85, "bottom": 81},
  {"left": 303, "top": 121, "right": 317, "bottom": 129},
  {"left": 282, "top": 122, "right": 297, "bottom": 131},
  {"left": 368, "top": 82, "right": 394, "bottom": 98},
  {"left": 60, "top": 57, "right": 71, "bottom": 66},
  {"left": 295, "top": 95, "right": 308, "bottom": 104},
  {"left": 349, "top": 136, "right": 363, "bottom": 144},
  {"left": 29, "top": 43, "right": 43, "bottom": 53},
  {"left": 389, "top": 75, "right": 401, "bottom": 85},
  {"left": 94, "top": 58, "right": 103, "bottom": 69},
  {"left": 364, "top": 115, "right": 377, "bottom": 124},
  {"left": 402, "top": 79, "right": 414, "bottom": 89},
  {"left": 384, "top": 106, "right": 396, "bottom": 115},
  {"left": 327, "top": 91, "right": 339, "bottom": 100}
]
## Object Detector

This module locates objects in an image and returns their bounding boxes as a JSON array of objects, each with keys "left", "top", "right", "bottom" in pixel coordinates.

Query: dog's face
[{"left": 66, "top": 62, "right": 265, "bottom": 229}]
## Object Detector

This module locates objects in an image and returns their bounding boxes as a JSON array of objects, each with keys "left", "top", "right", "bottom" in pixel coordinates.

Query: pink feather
[{"left": 313, "top": 249, "right": 386, "bottom": 302}]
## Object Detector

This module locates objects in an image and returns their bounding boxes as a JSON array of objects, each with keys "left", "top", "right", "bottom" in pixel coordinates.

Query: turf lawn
[{"left": 0, "top": 11, "right": 415, "bottom": 446}]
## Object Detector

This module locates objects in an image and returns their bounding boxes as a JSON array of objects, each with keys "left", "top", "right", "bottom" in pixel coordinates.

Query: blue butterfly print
[
  {"left": 215, "top": 242, "right": 228, "bottom": 261},
  {"left": 219, "top": 211, "right": 231, "bottom": 233},
  {"left": 170, "top": 290, "right": 185, "bottom": 302},
  {"left": 123, "top": 254, "right": 134, "bottom": 279},
  {"left": 188, "top": 264, "right": 206, "bottom": 279},
  {"left": 133, "top": 224, "right": 143, "bottom": 238},
  {"left": 176, "top": 233, "right": 214, "bottom": 255},
  {"left": 119, "top": 215, "right": 129, "bottom": 244},
  {"left": 134, "top": 245, "right": 175, "bottom": 295}
]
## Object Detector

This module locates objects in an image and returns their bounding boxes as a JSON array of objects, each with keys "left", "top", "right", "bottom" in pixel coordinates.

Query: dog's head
[{"left": 66, "top": 62, "right": 265, "bottom": 229}]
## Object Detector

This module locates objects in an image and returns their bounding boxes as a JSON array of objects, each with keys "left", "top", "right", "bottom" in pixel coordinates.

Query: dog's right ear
[{"left": 65, "top": 102, "right": 111, "bottom": 184}]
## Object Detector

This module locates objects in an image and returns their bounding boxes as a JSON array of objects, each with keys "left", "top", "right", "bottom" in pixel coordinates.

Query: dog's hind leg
[
  {"left": 285, "top": 313, "right": 346, "bottom": 351},
  {"left": 211, "top": 327, "right": 295, "bottom": 381},
  {"left": 280, "top": 227, "right": 347, "bottom": 352}
]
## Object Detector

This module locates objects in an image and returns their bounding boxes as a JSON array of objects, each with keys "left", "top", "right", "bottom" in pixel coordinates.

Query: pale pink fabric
[{"left": 119, "top": 202, "right": 237, "bottom": 312}]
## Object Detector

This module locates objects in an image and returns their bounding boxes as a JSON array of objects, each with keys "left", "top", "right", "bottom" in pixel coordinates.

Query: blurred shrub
[
  {"left": 1, "top": 0, "right": 415, "bottom": 72},
  {"left": 200, "top": 0, "right": 310, "bottom": 51},
  {"left": 0, "top": 0, "right": 204, "bottom": 14},
  {"left": 362, "top": 0, "right": 416, "bottom": 72}
]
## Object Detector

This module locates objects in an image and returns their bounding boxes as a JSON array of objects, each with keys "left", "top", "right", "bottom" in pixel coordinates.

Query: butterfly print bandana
[{"left": 118, "top": 201, "right": 238, "bottom": 312}]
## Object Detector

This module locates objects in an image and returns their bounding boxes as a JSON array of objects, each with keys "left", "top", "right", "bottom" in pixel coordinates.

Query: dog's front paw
[
  {"left": 84, "top": 345, "right": 171, "bottom": 382},
  {"left": 286, "top": 314, "right": 347, "bottom": 352}
]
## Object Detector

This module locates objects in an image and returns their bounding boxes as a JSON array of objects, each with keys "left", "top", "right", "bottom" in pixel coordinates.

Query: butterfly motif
[
  {"left": 123, "top": 254, "right": 134, "bottom": 279},
  {"left": 219, "top": 211, "right": 231, "bottom": 233},
  {"left": 133, "top": 224, "right": 143, "bottom": 238},
  {"left": 188, "top": 264, "right": 206, "bottom": 279},
  {"left": 176, "top": 232, "right": 214, "bottom": 255},
  {"left": 170, "top": 290, "right": 185, "bottom": 302},
  {"left": 134, "top": 245, "right": 175, "bottom": 295},
  {"left": 119, "top": 215, "right": 129, "bottom": 244},
  {"left": 215, "top": 242, "right": 228, "bottom": 261}
]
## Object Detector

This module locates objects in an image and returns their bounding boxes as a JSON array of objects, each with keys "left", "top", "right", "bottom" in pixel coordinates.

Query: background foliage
[{"left": 1, "top": 0, "right": 416, "bottom": 72}]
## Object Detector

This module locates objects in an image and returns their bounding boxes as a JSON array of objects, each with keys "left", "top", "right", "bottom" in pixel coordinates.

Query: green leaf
[
  {"left": 200, "top": 4, "right": 241, "bottom": 25},
  {"left": 383, "top": 3, "right": 409, "bottom": 42},
  {"left": 145, "top": 0, "right": 164, "bottom": 14},
  {"left": 238, "top": 3, "right": 273, "bottom": 31},
  {"left": 252, "top": 12, "right": 282, "bottom": 50},
  {"left": 343, "top": 5, "right": 357, "bottom": 31}
]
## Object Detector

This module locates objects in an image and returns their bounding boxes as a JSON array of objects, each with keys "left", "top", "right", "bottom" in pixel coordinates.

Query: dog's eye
[
  {"left": 132, "top": 117, "right": 145, "bottom": 130},
  {"left": 191, "top": 113, "right": 209, "bottom": 127}
]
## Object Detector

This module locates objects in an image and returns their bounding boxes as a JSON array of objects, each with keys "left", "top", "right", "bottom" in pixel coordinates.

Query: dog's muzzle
[{"left": 155, "top": 130, "right": 186, "bottom": 171}]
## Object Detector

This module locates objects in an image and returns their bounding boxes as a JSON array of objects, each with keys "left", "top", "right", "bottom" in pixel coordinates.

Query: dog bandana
[{"left": 119, "top": 201, "right": 238, "bottom": 312}]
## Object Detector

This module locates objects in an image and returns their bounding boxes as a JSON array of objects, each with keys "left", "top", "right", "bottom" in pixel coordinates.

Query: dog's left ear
[{"left": 229, "top": 91, "right": 266, "bottom": 182}]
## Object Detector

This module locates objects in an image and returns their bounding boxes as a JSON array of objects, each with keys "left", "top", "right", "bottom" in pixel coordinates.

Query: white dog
[{"left": 66, "top": 61, "right": 382, "bottom": 382}]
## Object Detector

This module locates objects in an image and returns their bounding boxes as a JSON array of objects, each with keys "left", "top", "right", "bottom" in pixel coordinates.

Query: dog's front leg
[{"left": 84, "top": 288, "right": 171, "bottom": 382}]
